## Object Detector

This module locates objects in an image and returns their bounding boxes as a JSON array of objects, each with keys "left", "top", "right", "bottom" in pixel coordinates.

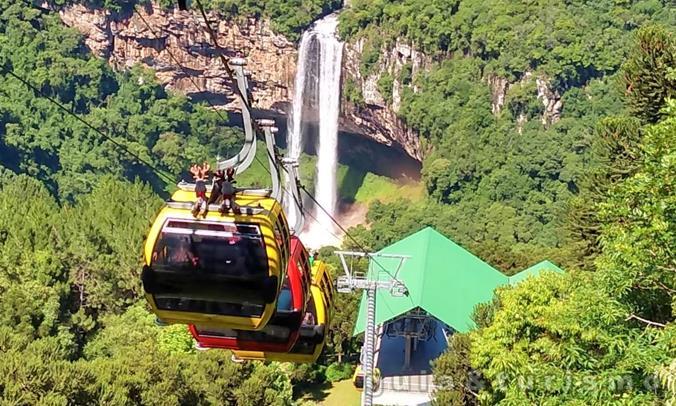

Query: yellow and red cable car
[
  {"left": 232, "top": 259, "right": 334, "bottom": 363},
  {"left": 141, "top": 187, "right": 291, "bottom": 330}
]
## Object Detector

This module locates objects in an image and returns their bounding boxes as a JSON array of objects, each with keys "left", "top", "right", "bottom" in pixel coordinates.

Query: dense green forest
[
  {"left": 337, "top": 2, "right": 675, "bottom": 403},
  {"left": 341, "top": 0, "right": 675, "bottom": 273},
  {"left": 0, "top": 0, "right": 674, "bottom": 404},
  {"left": 0, "top": 1, "right": 356, "bottom": 403}
]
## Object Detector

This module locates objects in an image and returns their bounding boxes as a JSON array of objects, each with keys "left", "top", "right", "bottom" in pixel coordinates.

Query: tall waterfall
[
  {"left": 286, "top": 14, "right": 343, "bottom": 248},
  {"left": 284, "top": 29, "right": 312, "bottom": 231}
]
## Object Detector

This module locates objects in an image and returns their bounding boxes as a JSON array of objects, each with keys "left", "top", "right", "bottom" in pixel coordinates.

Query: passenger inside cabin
[
  {"left": 302, "top": 311, "right": 315, "bottom": 327},
  {"left": 309, "top": 250, "right": 319, "bottom": 267},
  {"left": 152, "top": 234, "right": 197, "bottom": 268},
  {"left": 276, "top": 280, "right": 293, "bottom": 311}
]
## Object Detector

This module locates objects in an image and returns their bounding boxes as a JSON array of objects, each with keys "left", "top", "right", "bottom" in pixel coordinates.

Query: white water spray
[
  {"left": 285, "top": 30, "right": 312, "bottom": 230},
  {"left": 287, "top": 31, "right": 312, "bottom": 160},
  {"left": 286, "top": 14, "right": 343, "bottom": 248}
]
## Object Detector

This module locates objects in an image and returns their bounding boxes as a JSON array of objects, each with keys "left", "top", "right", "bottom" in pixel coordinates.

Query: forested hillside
[
  {"left": 337, "top": 3, "right": 675, "bottom": 402},
  {"left": 81, "top": 0, "right": 340, "bottom": 41},
  {"left": 0, "top": 2, "right": 349, "bottom": 403},
  {"left": 341, "top": 0, "right": 675, "bottom": 273},
  {"left": 430, "top": 25, "right": 675, "bottom": 406},
  {"left": 0, "top": 0, "right": 674, "bottom": 404}
]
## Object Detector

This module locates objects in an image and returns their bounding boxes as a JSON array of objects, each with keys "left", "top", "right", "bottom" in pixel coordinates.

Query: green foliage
[
  {"left": 343, "top": 76, "right": 365, "bottom": 107},
  {"left": 359, "top": 28, "right": 384, "bottom": 77},
  {"left": 470, "top": 272, "right": 665, "bottom": 404},
  {"left": 659, "top": 359, "right": 676, "bottom": 405},
  {"left": 351, "top": 51, "right": 631, "bottom": 274},
  {"left": 235, "top": 363, "right": 293, "bottom": 406},
  {"left": 464, "top": 64, "right": 675, "bottom": 406},
  {"left": 62, "top": 177, "right": 162, "bottom": 315},
  {"left": 399, "top": 62, "right": 413, "bottom": 85},
  {"left": 157, "top": 324, "right": 194, "bottom": 354},
  {"left": 325, "top": 362, "right": 355, "bottom": 383},
  {"left": 505, "top": 80, "right": 541, "bottom": 121},
  {"left": 377, "top": 72, "right": 394, "bottom": 104},
  {"left": 0, "top": 4, "right": 244, "bottom": 199},
  {"left": 623, "top": 25, "right": 676, "bottom": 123},
  {"left": 563, "top": 115, "right": 643, "bottom": 269},
  {"left": 595, "top": 100, "right": 676, "bottom": 324},
  {"left": 0, "top": 2, "right": 673, "bottom": 405},
  {"left": 432, "top": 334, "right": 477, "bottom": 406},
  {"left": 84, "top": 0, "right": 341, "bottom": 42},
  {"left": 340, "top": 0, "right": 674, "bottom": 87}
]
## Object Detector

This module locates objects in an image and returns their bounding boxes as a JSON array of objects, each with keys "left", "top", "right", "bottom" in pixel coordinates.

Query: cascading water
[
  {"left": 286, "top": 14, "right": 343, "bottom": 248},
  {"left": 287, "top": 31, "right": 312, "bottom": 162},
  {"left": 284, "top": 29, "right": 312, "bottom": 231}
]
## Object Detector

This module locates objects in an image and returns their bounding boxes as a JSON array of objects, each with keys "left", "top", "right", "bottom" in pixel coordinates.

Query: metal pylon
[{"left": 335, "top": 251, "right": 410, "bottom": 406}]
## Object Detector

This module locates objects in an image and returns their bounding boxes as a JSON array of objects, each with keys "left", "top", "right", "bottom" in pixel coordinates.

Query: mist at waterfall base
[{"left": 286, "top": 15, "right": 343, "bottom": 249}]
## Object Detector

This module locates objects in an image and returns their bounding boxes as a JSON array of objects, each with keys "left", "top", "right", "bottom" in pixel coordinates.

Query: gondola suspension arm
[{"left": 218, "top": 59, "right": 257, "bottom": 175}]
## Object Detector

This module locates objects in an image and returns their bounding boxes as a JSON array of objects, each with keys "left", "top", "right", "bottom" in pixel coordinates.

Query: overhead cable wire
[
  {"left": 140, "top": 1, "right": 404, "bottom": 283},
  {"left": 191, "top": 0, "right": 403, "bottom": 283},
  {"left": 135, "top": 9, "right": 345, "bottom": 245},
  {"left": 3, "top": 68, "right": 176, "bottom": 185},
  {"left": 133, "top": 5, "right": 311, "bottom": 217}
]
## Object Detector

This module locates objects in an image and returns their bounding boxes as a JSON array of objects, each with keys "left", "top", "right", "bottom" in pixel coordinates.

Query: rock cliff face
[
  {"left": 60, "top": 3, "right": 296, "bottom": 113},
  {"left": 487, "top": 71, "right": 563, "bottom": 127},
  {"left": 340, "top": 37, "right": 428, "bottom": 161},
  {"left": 58, "top": 3, "right": 424, "bottom": 161},
  {"left": 59, "top": 3, "right": 563, "bottom": 164}
]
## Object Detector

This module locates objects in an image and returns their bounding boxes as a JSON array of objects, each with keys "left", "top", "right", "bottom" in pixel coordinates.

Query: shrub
[{"left": 325, "top": 362, "right": 355, "bottom": 382}]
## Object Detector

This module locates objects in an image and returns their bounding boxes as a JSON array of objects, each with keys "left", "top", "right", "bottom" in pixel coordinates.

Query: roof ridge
[
  {"left": 435, "top": 228, "right": 502, "bottom": 273},
  {"left": 416, "top": 227, "right": 434, "bottom": 305}
]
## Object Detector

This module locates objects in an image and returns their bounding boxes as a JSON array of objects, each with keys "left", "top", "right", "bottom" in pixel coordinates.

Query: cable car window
[
  {"left": 154, "top": 297, "right": 264, "bottom": 317},
  {"left": 197, "top": 325, "right": 290, "bottom": 343},
  {"left": 276, "top": 279, "right": 293, "bottom": 312},
  {"left": 150, "top": 220, "right": 268, "bottom": 318},
  {"left": 152, "top": 221, "right": 268, "bottom": 276},
  {"left": 290, "top": 337, "right": 317, "bottom": 354},
  {"left": 320, "top": 274, "right": 333, "bottom": 306},
  {"left": 354, "top": 375, "right": 364, "bottom": 389},
  {"left": 298, "top": 250, "right": 310, "bottom": 290},
  {"left": 292, "top": 293, "right": 320, "bottom": 354},
  {"left": 273, "top": 220, "right": 288, "bottom": 266}
]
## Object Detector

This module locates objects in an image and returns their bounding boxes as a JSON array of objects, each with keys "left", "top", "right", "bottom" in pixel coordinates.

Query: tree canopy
[{"left": 431, "top": 26, "right": 675, "bottom": 405}]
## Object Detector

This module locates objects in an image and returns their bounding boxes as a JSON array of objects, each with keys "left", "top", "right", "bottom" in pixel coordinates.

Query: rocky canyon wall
[
  {"left": 59, "top": 3, "right": 296, "bottom": 113},
  {"left": 58, "top": 3, "right": 562, "bottom": 164},
  {"left": 341, "top": 37, "right": 428, "bottom": 161},
  {"left": 58, "top": 2, "right": 424, "bottom": 162}
]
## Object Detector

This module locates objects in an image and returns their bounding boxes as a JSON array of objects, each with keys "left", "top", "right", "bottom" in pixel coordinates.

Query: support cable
[
  {"left": 4, "top": 69, "right": 176, "bottom": 185},
  {"left": 140, "top": 2, "right": 404, "bottom": 283}
]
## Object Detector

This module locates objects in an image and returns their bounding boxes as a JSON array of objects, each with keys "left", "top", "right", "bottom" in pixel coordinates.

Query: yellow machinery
[
  {"left": 353, "top": 365, "right": 381, "bottom": 391},
  {"left": 141, "top": 186, "right": 291, "bottom": 330},
  {"left": 232, "top": 260, "right": 334, "bottom": 362}
]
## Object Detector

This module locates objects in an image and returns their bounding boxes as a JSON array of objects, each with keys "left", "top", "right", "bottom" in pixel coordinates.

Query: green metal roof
[
  {"left": 353, "top": 227, "right": 508, "bottom": 335},
  {"left": 508, "top": 260, "right": 564, "bottom": 285}
]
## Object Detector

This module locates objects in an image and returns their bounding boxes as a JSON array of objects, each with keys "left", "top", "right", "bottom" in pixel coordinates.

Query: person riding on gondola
[
  {"left": 208, "top": 167, "right": 239, "bottom": 214},
  {"left": 190, "top": 163, "right": 210, "bottom": 217}
]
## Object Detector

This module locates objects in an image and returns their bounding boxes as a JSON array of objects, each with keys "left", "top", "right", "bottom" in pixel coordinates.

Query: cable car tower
[{"left": 335, "top": 251, "right": 410, "bottom": 406}]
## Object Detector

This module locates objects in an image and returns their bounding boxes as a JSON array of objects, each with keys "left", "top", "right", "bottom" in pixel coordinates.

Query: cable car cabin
[
  {"left": 353, "top": 365, "right": 381, "bottom": 391},
  {"left": 188, "top": 236, "right": 312, "bottom": 352},
  {"left": 141, "top": 186, "right": 291, "bottom": 330},
  {"left": 232, "top": 260, "right": 334, "bottom": 363}
]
